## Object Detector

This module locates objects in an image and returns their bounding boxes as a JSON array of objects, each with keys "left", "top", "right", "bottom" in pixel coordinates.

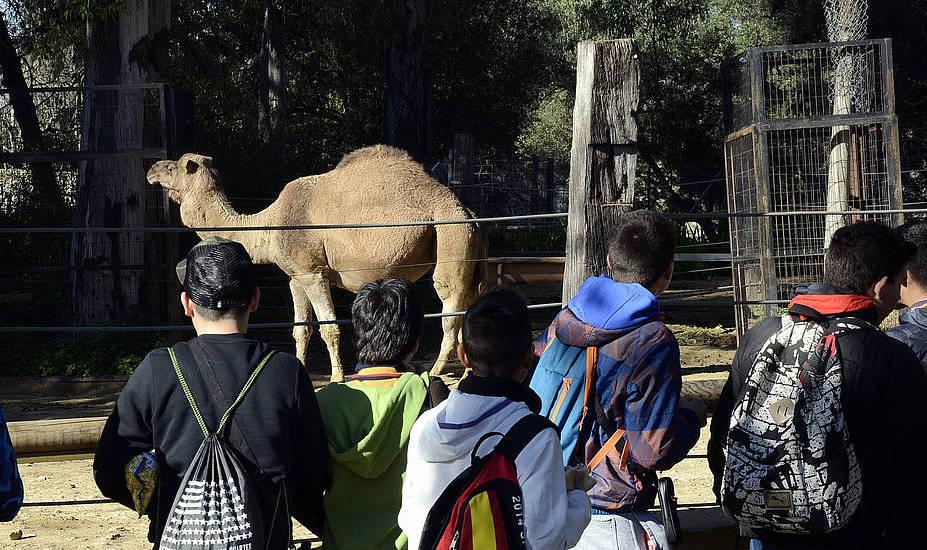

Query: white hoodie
[{"left": 399, "top": 384, "right": 591, "bottom": 549}]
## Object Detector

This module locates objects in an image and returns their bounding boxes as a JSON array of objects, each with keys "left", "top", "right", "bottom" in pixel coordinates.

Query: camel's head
[{"left": 147, "top": 153, "right": 217, "bottom": 205}]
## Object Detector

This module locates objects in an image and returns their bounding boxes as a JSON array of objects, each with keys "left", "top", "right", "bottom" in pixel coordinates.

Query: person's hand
[
  {"left": 679, "top": 395, "right": 708, "bottom": 427},
  {"left": 565, "top": 465, "right": 597, "bottom": 492}
]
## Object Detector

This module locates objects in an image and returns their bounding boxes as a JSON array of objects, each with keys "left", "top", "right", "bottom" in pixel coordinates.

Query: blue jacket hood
[
  {"left": 900, "top": 307, "right": 927, "bottom": 331},
  {"left": 567, "top": 276, "right": 659, "bottom": 331},
  {"left": 887, "top": 308, "right": 927, "bottom": 366}
]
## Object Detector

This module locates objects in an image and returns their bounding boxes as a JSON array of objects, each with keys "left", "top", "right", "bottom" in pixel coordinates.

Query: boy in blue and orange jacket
[{"left": 530, "top": 210, "right": 706, "bottom": 550}]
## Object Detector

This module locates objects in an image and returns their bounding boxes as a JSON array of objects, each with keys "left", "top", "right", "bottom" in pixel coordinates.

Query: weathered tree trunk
[
  {"left": 0, "top": 12, "right": 63, "bottom": 220},
  {"left": 562, "top": 40, "right": 640, "bottom": 303},
  {"left": 447, "top": 132, "right": 474, "bottom": 185},
  {"left": 258, "top": 0, "right": 286, "bottom": 177},
  {"left": 824, "top": 0, "right": 868, "bottom": 246},
  {"left": 71, "top": 0, "right": 170, "bottom": 325},
  {"left": 386, "top": 0, "right": 428, "bottom": 161}
]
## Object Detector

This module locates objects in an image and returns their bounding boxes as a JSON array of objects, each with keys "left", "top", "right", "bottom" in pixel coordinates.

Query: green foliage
[
  {"left": 0, "top": 333, "right": 168, "bottom": 377},
  {"left": 515, "top": 90, "right": 573, "bottom": 161}
]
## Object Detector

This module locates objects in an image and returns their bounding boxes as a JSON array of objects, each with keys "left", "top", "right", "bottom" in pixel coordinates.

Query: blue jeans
[{"left": 574, "top": 512, "right": 668, "bottom": 549}]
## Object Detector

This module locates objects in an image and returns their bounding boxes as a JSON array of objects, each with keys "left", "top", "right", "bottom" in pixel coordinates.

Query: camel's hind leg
[
  {"left": 289, "top": 279, "right": 313, "bottom": 368},
  {"left": 294, "top": 273, "right": 344, "bottom": 382}
]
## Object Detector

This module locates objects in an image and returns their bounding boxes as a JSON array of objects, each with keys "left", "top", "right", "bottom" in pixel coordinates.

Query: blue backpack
[{"left": 529, "top": 339, "right": 600, "bottom": 466}]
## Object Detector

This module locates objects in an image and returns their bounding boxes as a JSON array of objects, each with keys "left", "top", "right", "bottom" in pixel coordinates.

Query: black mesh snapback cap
[{"left": 175, "top": 237, "right": 256, "bottom": 309}]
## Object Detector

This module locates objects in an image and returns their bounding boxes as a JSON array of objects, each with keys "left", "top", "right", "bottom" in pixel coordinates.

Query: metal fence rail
[{"left": 4, "top": 206, "right": 927, "bottom": 234}]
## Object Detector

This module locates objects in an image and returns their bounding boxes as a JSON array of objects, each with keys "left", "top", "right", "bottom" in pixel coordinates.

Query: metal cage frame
[{"left": 723, "top": 39, "right": 903, "bottom": 335}]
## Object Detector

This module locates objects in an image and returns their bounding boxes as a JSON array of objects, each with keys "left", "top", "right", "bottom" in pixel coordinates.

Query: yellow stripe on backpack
[{"left": 469, "top": 492, "right": 497, "bottom": 549}]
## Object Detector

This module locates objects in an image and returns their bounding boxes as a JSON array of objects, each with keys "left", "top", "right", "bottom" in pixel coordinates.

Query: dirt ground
[
  {"left": 4, "top": 426, "right": 717, "bottom": 550},
  {"left": 3, "top": 456, "right": 318, "bottom": 550}
]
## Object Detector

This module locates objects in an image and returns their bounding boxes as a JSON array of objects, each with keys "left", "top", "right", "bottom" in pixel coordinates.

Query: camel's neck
[{"left": 179, "top": 190, "right": 278, "bottom": 264}]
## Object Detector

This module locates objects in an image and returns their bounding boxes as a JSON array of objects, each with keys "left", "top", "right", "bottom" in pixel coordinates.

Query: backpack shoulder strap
[
  {"left": 497, "top": 414, "right": 556, "bottom": 462},
  {"left": 167, "top": 346, "right": 210, "bottom": 438},
  {"left": 216, "top": 349, "right": 276, "bottom": 434},
  {"left": 579, "top": 346, "right": 597, "bottom": 434},
  {"left": 184, "top": 341, "right": 275, "bottom": 466},
  {"left": 582, "top": 346, "right": 630, "bottom": 471}
]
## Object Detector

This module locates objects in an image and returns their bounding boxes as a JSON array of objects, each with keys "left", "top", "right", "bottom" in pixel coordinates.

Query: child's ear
[
  {"left": 180, "top": 292, "right": 195, "bottom": 319},
  {"left": 515, "top": 349, "right": 533, "bottom": 383},
  {"left": 456, "top": 343, "right": 470, "bottom": 369},
  {"left": 249, "top": 287, "right": 261, "bottom": 312}
]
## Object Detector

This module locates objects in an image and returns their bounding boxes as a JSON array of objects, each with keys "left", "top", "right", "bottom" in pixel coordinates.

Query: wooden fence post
[
  {"left": 545, "top": 158, "right": 556, "bottom": 212},
  {"left": 530, "top": 155, "right": 540, "bottom": 213},
  {"left": 562, "top": 39, "right": 640, "bottom": 303},
  {"left": 448, "top": 132, "right": 474, "bottom": 185}
]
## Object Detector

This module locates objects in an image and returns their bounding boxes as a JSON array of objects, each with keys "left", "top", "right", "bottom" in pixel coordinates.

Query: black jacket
[
  {"left": 94, "top": 334, "right": 328, "bottom": 548},
  {"left": 707, "top": 283, "right": 927, "bottom": 549}
]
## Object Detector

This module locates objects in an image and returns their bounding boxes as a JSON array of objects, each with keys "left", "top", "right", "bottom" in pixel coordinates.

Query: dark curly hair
[{"left": 351, "top": 278, "right": 423, "bottom": 365}]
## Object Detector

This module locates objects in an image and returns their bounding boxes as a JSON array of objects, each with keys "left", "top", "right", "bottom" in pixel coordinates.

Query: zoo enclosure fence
[
  {"left": 0, "top": 83, "right": 184, "bottom": 326},
  {"left": 723, "top": 38, "right": 902, "bottom": 335},
  {"left": 4, "top": 207, "right": 927, "bottom": 334}
]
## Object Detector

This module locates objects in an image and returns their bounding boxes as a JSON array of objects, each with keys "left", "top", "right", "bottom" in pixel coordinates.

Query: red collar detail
[{"left": 788, "top": 294, "right": 875, "bottom": 315}]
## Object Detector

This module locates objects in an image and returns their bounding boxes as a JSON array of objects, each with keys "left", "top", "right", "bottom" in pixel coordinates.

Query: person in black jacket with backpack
[
  {"left": 708, "top": 221, "right": 927, "bottom": 550},
  {"left": 94, "top": 237, "right": 328, "bottom": 549},
  {"left": 887, "top": 218, "right": 927, "bottom": 363}
]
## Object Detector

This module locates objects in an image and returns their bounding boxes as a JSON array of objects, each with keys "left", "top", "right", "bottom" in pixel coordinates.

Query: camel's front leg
[
  {"left": 289, "top": 279, "right": 314, "bottom": 368},
  {"left": 294, "top": 273, "right": 344, "bottom": 382}
]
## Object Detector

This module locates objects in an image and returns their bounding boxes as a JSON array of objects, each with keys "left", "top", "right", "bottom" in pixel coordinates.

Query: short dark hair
[
  {"left": 192, "top": 303, "right": 248, "bottom": 322},
  {"left": 824, "top": 220, "right": 915, "bottom": 294},
  {"left": 607, "top": 210, "right": 677, "bottom": 287},
  {"left": 462, "top": 289, "right": 531, "bottom": 377},
  {"left": 897, "top": 218, "right": 927, "bottom": 286},
  {"left": 351, "top": 278, "right": 423, "bottom": 365}
]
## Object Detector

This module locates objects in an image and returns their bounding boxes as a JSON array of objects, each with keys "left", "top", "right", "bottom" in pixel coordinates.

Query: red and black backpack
[{"left": 418, "top": 414, "right": 555, "bottom": 550}]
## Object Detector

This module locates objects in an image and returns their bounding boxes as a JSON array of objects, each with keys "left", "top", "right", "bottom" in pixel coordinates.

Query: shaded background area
[{"left": 0, "top": 0, "right": 924, "bottom": 377}]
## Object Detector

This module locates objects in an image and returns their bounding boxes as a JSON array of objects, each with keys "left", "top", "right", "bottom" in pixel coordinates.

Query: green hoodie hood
[
  {"left": 316, "top": 370, "right": 429, "bottom": 550},
  {"left": 318, "top": 370, "right": 428, "bottom": 478}
]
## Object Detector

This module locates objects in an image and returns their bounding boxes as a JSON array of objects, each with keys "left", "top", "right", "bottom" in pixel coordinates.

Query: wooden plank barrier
[{"left": 9, "top": 417, "right": 106, "bottom": 458}]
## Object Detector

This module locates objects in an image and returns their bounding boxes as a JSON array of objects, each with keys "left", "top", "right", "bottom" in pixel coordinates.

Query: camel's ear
[
  {"left": 184, "top": 155, "right": 212, "bottom": 174},
  {"left": 184, "top": 158, "right": 200, "bottom": 174}
]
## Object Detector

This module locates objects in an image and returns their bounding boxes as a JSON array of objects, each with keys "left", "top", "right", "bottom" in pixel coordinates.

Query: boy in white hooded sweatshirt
[{"left": 399, "top": 289, "right": 591, "bottom": 549}]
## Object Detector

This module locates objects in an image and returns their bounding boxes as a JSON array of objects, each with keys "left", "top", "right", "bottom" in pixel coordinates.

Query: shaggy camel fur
[{"left": 147, "top": 145, "right": 480, "bottom": 381}]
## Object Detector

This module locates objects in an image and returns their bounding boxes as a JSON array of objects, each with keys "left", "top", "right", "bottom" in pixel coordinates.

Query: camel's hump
[{"left": 336, "top": 145, "right": 413, "bottom": 168}]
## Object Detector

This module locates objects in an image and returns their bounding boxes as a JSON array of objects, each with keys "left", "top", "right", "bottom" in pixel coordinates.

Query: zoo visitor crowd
[{"left": 2, "top": 211, "right": 927, "bottom": 550}]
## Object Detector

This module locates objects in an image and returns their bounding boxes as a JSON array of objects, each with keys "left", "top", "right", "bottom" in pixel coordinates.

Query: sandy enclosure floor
[{"left": 4, "top": 426, "right": 718, "bottom": 550}]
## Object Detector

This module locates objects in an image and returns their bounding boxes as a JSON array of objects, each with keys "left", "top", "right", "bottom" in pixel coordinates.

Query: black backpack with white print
[{"left": 721, "top": 314, "right": 866, "bottom": 535}]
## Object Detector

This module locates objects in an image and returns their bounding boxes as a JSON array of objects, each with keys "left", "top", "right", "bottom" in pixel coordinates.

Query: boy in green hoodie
[{"left": 317, "top": 278, "right": 445, "bottom": 549}]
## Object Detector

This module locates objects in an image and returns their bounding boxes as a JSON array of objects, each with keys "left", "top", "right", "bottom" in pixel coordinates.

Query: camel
[{"left": 147, "top": 145, "right": 481, "bottom": 381}]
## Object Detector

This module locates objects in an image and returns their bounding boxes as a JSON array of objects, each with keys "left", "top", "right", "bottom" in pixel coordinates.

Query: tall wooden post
[
  {"left": 447, "top": 132, "right": 474, "bottom": 185},
  {"left": 562, "top": 39, "right": 639, "bottom": 303}
]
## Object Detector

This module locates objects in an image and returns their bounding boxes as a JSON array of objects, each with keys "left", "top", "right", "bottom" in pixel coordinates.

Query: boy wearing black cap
[{"left": 94, "top": 237, "right": 329, "bottom": 548}]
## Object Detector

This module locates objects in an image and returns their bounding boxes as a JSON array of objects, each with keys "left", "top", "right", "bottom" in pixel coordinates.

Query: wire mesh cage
[
  {"left": 0, "top": 84, "right": 176, "bottom": 326},
  {"left": 723, "top": 39, "right": 902, "bottom": 335}
]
